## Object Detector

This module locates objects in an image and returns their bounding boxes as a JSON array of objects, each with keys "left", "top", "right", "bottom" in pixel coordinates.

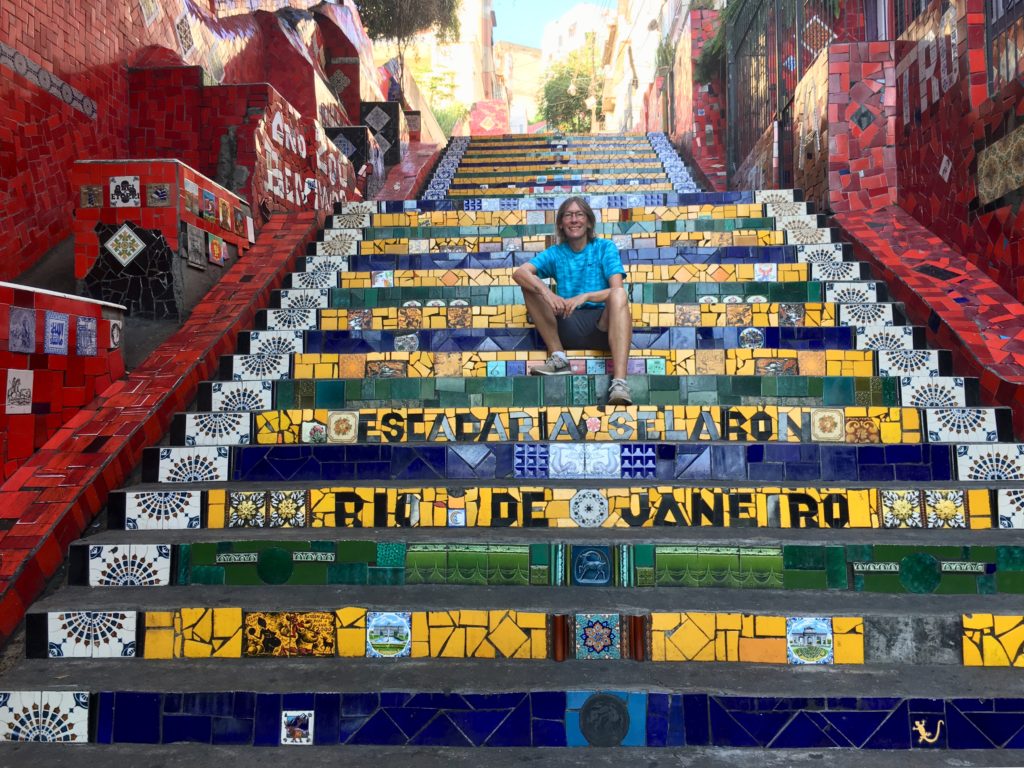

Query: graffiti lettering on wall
[
  {"left": 260, "top": 106, "right": 348, "bottom": 212},
  {"left": 896, "top": 5, "right": 958, "bottom": 127}
]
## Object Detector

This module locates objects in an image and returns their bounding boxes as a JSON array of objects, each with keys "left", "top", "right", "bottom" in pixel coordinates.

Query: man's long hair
[{"left": 555, "top": 196, "right": 596, "bottom": 244}]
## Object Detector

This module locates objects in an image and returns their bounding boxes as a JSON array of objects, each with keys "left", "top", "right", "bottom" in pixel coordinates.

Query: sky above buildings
[{"left": 492, "top": 0, "right": 613, "bottom": 49}]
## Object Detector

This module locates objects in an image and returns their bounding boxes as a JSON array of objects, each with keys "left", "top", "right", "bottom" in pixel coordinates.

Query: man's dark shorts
[{"left": 557, "top": 308, "right": 609, "bottom": 350}]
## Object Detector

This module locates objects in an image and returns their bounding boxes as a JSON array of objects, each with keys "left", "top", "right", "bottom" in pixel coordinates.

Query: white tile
[
  {"left": 956, "top": 444, "right": 1024, "bottom": 481},
  {"left": 901, "top": 377, "right": 967, "bottom": 408},
  {"left": 210, "top": 381, "right": 274, "bottom": 413},
  {"left": 157, "top": 447, "right": 230, "bottom": 484},
  {"left": 184, "top": 412, "right": 251, "bottom": 446},
  {"left": 925, "top": 408, "right": 1000, "bottom": 443},
  {"left": 123, "top": 490, "right": 202, "bottom": 530}
]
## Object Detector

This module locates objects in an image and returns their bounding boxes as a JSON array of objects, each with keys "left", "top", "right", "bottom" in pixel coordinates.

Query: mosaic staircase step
[
  {"left": 294, "top": 246, "right": 853, "bottom": 284},
  {"left": 234, "top": 325, "right": 930, "bottom": 356},
  {"left": 106, "top": 484, "right": 1011, "bottom": 531},
  {"left": 66, "top": 533, "right": 1024, "bottom": 594},
  {"left": 144, "top": 440, "right": 1017, "bottom": 485},
  {"left": 169, "top": 405, "right": 1011, "bottom": 448},
  {"left": 363, "top": 187, "right": 803, "bottom": 213},
  {"left": 201, "top": 374, "right": 950, "bottom": 412},
  {"left": 220, "top": 349, "right": 945, "bottom": 381},
  {"left": 271, "top": 281, "right": 848, "bottom": 308},
  {"left": 254, "top": 303, "right": 907, "bottom": 334}
]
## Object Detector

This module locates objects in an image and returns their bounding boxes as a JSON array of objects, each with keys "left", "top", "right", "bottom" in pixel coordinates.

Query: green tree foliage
[
  {"left": 355, "top": 0, "right": 461, "bottom": 45},
  {"left": 538, "top": 46, "right": 603, "bottom": 133}
]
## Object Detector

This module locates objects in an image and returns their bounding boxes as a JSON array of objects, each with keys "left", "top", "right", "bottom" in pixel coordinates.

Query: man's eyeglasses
[{"left": 562, "top": 211, "right": 588, "bottom": 220}]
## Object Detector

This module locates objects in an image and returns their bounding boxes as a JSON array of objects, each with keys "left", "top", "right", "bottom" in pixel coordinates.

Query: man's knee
[{"left": 608, "top": 285, "right": 629, "bottom": 310}]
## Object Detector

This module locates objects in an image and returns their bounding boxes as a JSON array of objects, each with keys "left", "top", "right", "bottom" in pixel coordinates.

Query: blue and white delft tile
[
  {"left": 838, "top": 303, "right": 894, "bottom": 328},
  {"left": 7, "top": 306, "right": 35, "bottom": 353},
  {"left": 231, "top": 353, "right": 291, "bottom": 381},
  {"left": 75, "top": 316, "right": 97, "bottom": 356},
  {"left": 248, "top": 330, "right": 304, "bottom": 356},
  {"left": 575, "top": 613, "right": 621, "bottom": 660},
  {"left": 786, "top": 617, "right": 833, "bottom": 665},
  {"left": 315, "top": 231, "right": 359, "bottom": 257},
  {"left": 279, "top": 289, "right": 330, "bottom": 309},
  {"left": 123, "top": 490, "right": 202, "bottom": 530},
  {"left": 5, "top": 369, "right": 32, "bottom": 414},
  {"left": 549, "top": 444, "right": 585, "bottom": 479},
  {"left": 88, "top": 544, "right": 172, "bottom": 586},
  {"left": 880, "top": 349, "right": 942, "bottom": 378},
  {"left": 210, "top": 381, "right": 274, "bottom": 412},
  {"left": 569, "top": 489, "right": 609, "bottom": 527},
  {"left": 901, "top": 377, "right": 967, "bottom": 408},
  {"left": 157, "top": 446, "right": 230, "bottom": 483},
  {"left": 956, "top": 444, "right": 1024, "bottom": 482},
  {"left": 585, "top": 444, "right": 621, "bottom": 478},
  {"left": 0, "top": 692, "right": 90, "bottom": 742},
  {"left": 825, "top": 281, "right": 879, "bottom": 304},
  {"left": 43, "top": 311, "right": 69, "bottom": 355},
  {"left": 183, "top": 413, "right": 251, "bottom": 446},
  {"left": 996, "top": 489, "right": 1024, "bottom": 529},
  {"left": 265, "top": 309, "right": 317, "bottom": 331},
  {"left": 783, "top": 222, "right": 831, "bottom": 246},
  {"left": 366, "top": 611, "right": 411, "bottom": 658},
  {"left": 856, "top": 325, "right": 916, "bottom": 351},
  {"left": 924, "top": 409, "right": 1000, "bottom": 443},
  {"left": 47, "top": 611, "right": 137, "bottom": 658}
]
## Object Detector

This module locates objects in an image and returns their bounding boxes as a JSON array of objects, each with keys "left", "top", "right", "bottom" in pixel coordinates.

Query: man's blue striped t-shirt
[{"left": 529, "top": 238, "right": 626, "bottom": 307}]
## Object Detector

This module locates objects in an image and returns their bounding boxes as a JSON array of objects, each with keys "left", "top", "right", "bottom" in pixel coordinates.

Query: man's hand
[
  {"left": 560, "top": 294, "right": 591, "bottom": 317},
  {"left": 545, "top": 291, "right": 568, "bottom": 316}
]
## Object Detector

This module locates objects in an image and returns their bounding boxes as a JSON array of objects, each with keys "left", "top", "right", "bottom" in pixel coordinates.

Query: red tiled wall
[
  {"left": 0, "top": 286, "right": 125, "bottom": 483},
  {"left": 0, "top": 0, "right": 372, "bottom": 281},
  {"left": 895, "top": 0, "right": 1024, "bottom": 298},
  {"left": 792, "top": 42, "right": 898, "bottom": 213},
  {"left": 466, "top": 100, "right": 510, "bottom": 136},
  {"left": 672, "top": 10, "right": 727, "bottom": 191}
]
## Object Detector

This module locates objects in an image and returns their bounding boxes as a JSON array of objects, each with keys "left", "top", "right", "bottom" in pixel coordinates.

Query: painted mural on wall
[
  {"left": 895, "top": 0, "right": 1024, "bottom": 296},
  {"left": 792, "top": 49, "right": 829, "bottom": 212},
  {"left": 733, "top": 122, "right": 779, "bottom": 193}
]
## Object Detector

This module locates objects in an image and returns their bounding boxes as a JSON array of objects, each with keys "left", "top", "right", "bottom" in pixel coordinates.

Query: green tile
[
  {"left": 783, "top": 545, "right": 824, "bottom": 570},
  {"left": 336, "top": 540, "right": 377, "bottom": 563},
  {"left": 448, "top": 546, "right": 489, "bottom": 585},
  {"left": 177, "top": 544, "right": 191, "bottom": 585},
  {"left": 997, "top": 547, "right": 1024, "bottom": 571},
  {"left": 996, "top": 572, "right": 1024, "bottom": 592},
  {"left": 859, "top": 574, "right": 906, "bottom": 593},
  {"left": 896, "top": 552, "right": 942, "bottom": 593},
  {"left": 825, "top": 546, "right": 848, "bottom": 589},
  {"left": 367, "top": 566, "right": 404, "bottom": 586},
  {"left": 782, "top": 570, "right": 828, "bottom": 590},
  {"left": 190, "top": 565, "right": 226, "bottom": 585},
  {"left": 405, "top": 546, "right": 447, "bottom": 585},
  {"left": 327, "top": 562, "right": 369, "bottom": 584}
]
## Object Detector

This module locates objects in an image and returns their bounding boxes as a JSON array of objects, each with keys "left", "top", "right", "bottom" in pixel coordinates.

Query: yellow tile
[
  {"left": 516, "top": 611, "right": 547, "bottom": 629},
  {"left": 440, "top": 627, "right": 465, "bottom": 658},
  {"left": 833, "top": 633, "right": 864, "bottom": 665},
  {"left": 473, "top": 639, "right": 497, "bottom": 658},
  {"left": 183, "top": 639, "right": 213, "bottom": 658},
  {"left": 213, "top": 607, "right": 243, "bottom": 638},
  {"left": 651, "top": 612, "right": 682, "bottom": 631},
  {"left": 430, "top": 626, "right": 454, "bottom": 656},
  {"left": 144, "top": 630, "right": 174, "bottom": 659},
  {"left": 717, "top": 613, "right": 741, "bottom": 631},
  {"left": 531, "top": 630, "right": 547, "bottom": 658},
  {"left": 963, "top": 613, "right": 994, "bottom": 630},
  {"left": 336, "top": 627, "right": 365, "bottom": 657},
  {"left": 832, "top": 617, "right": 863, "bottom": 635},
  {"left": 668, "top": 619, "right": 714, "bottom": 661},
  {"left": 993, "top": 615, "right": 1024, "bottom": 635},
  {"left": 983, "top": 634, "right": 1012, "bottom": 666},
  {"left": 755, "top": 616, "right": 787, "bottom": 637},
  {"left": 738, "top": 637, "right": 786, "bottom": 663},
  {"left": 146, "top": 611, "right": 173, "bottom": 628},
  {"left": 336, "top": 606, "right": 367, "bottom": 628},
  {"left": 489, "top": 615, "right": 529, "bottom": 657},
  {"left": 998, "top": 622, "right": 1024, "bottom": 662},
  {"left": 412, "top": 611, "right": 428, "bottom": 642}
]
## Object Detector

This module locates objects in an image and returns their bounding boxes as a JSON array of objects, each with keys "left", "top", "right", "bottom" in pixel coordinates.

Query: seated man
[{"left": 512, "top": 196, "right": 633, "bottom": 406}]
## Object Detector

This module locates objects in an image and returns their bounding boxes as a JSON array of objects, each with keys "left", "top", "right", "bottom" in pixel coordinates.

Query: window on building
[
  {"left": 989, "top": 0, "right": 1024, "bottom": 89},
  {"left": 865, "top": 0, "right": 892, "bottom": 40},
  {"left": 894, "top": 0, "right": 928, "bottom": 36}
]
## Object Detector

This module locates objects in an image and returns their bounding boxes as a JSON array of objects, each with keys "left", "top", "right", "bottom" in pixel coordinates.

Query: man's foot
[
  {"left": 608, "top": 378, "right": 632, "bottom": 405},
  {"left": 530, "top": 353, "right": 571, "bottom": 375}
]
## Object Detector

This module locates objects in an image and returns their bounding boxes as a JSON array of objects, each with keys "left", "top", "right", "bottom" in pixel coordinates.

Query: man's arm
[
  {"left": 561, "top": 273, "right": 624, "bottom": 314},
  {"left": 513, "top": 261, "right": 568, "bottom": 316}
]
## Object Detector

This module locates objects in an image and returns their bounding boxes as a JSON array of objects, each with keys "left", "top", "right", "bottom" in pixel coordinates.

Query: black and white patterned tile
[
  {"left": 156, "top": 447, "right": 230, "bottom": 483},
  {"left": 264, "top": 309, "right": 318, "bottom": 331},
  {"left": 901, "top": 377, "right": 968, "bottom": 408},
  {"left": 0, "top": 42, "right": 97, "bottom": 119},
  {"left": 209, "top": 381, "right": 274, "bottom": 412},
  {"left": 956, "top": 444, "right": 1024, "bottom": 481},
  {"left": 924, "top": 408, "right": 1003, "bottom": 443},
  {"left": 838, "top": 303, "right": 895, "bottom": 327},
  {"left": 229, "top": 354, "right": 291, "bottom": 381},
  {"left": 880, "top": 349, "right": 944, "bottom": 377},
  {"left": 45, "top": 611, "right": 138, "bottom": 658},
  {"left": 0, "top": 692, "right": 91, "bottom": 742},
  {"left": 122, "top": 490, "right": 202, "bottom": 530},
  {"left": 825, "top": 281, "right": 880, "bottom": 303},
  {"left": 246, "top": 330, "right": 304, "bottom": 355},
  {"left": 856, "top": 325, "right": 917, "bottom": 350},
  {"left": 996, "top": 489, "right": 1024, "bottom": 529},
  {"left": 183, "top": 413, "right": 251, "bottom": 446},
  {"left": 796, "top": 242, "right": 845, "bottom": 265},
  {"left": 87, "top": 544, "right": 172, "bottom": 586}
]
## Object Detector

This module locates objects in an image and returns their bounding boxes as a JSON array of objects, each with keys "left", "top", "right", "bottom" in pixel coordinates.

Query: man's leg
[
  {"left": 523, "top": 288, "right": 565, "bottom": 354},
  {"left": 598, "top": 286, "right": 632, "bottom": 380}
]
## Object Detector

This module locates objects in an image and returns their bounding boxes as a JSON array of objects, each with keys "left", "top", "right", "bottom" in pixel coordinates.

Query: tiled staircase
[{"left": 5, "top": 132, "right": 1024, "bottom": 755}]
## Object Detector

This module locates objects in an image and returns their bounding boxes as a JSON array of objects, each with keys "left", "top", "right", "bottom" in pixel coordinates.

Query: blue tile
[
  {"left": 487, "top": 699, "right": 532, "bottom": 746},
  {"left": 623, "top": 692, "right": 648, "bottom": 746},
  {"left": 729, "top": 710, "right": 797, "bottom": 747},
  {"left": 183, "top": 692, "right": 233, "bottom": 717},
  {"left": 964, "top": 711, "right": 1024, "bottom": 747},
  {"left": 211, "top": 716, "right": 253, "bottom": 746},
  {"left": 531, "top": 691, "right": 566, "bottom": 720},
  {"left": 447, "top": 708, "right": 512, "bottom": 745},
  {"left": 163, "top": 714, "right": 213, "bottom": 744},
  {"left": 822, "top": 711, "right": 890, "bottom": 748},
  {"left": 253, "top": 693, "right": 281, "bottom": 747},
  {"left": 769, "top": 711, "right": 841, "bottom": 748},
  {"left": 379, "top": 692, "right": 412, "bottom": 708},
  {"left": 709, "top": 698, "right": 760, "bottom": 747},
  {"left": 164, "top": 693, "right": 182, "bottom": 714},
  {"left": 233, "top": 692, "right": 255, "bottom": 719},
  {"left": 314, "top": 693, "right": 341, "bottom": 745},
  {"left": 863, "top": 701, "right": 910, "bottom": 749},
  {"left": 113, "top": 692, "right": 161, "bottom": 744},
  {"left": 349, "top": 710, "right": 409, "bottom": 745},
  {"left": 95, "top": 691, "right": 115, "bottom": 744},
  {"left": 682, "top": 694, "right": 709, "bottom": 746},
  {"left": 409, "top": 713, "right": 473, "bottom": 746},
  {"left": 909, "top": 698, "right": 945, "bottom": 714},
  {"left": 945, "top": 705, "right": 995, "bottom": 749},
  {"left": 386, "top": 706, "right": 437, "bottom": 739},
  {"left": 532, "top": 717, "right": 567, "bottom": 747},
  {"left": 338, "top": 715, "right": 370, "bottom": 743},
  {"left": 464, "top": 693, "right": 527, "bottom": 710}
]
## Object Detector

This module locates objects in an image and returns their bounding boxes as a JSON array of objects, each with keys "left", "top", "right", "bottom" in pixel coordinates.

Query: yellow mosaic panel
[
  {"left": 650, "top": 613, "right": 863, "bottom": 665},
  {"left": 203, "top": 486, "right": 994, "bottom": 530},
  {"left": 356, "top": 230, "right": 788, "bottom": 255},
  {"left": 962, "top": 614, "right": 1024, "bottom": 667},
  {"left": 252, "top": 406, "right": 922, "bottom": 445},
  {"left": 315, "top": 303, "right": 839, "bottom": 331},
  {"left": 290, "top": 349, "right": 875, "bottom": 380},
  {"left": 372, "top": 204, "right": 769, "bottom": 228},
  {"left": 243, "top": 611, "right": 337, "bottom": 657},
  {"left": 336, "top": 606, "right": 368, "bottom": 657},
  {"left": 339, "top": 263, "right": 809, "bottom": 288},
  {"left": 143, "top": 608, "right": 243, "bottom": 659},
  {"left": 410, "top": 610, "right": 547, "bottom": 659}
]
